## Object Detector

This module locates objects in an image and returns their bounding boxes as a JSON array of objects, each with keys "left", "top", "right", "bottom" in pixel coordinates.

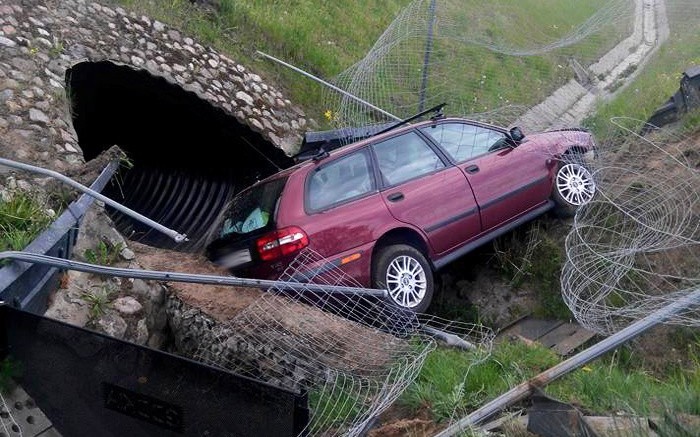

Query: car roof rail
[{"left": 373, "top": 103, "right": 446, "bottom": 136}]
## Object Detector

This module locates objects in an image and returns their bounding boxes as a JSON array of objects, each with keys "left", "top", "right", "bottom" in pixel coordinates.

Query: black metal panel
[{"left": 0, "top": 306, "right": 309, "bottom": 437}]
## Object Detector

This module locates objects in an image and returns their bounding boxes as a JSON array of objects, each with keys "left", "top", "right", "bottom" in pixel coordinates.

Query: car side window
[
  {"left": 372, "top": 131, "right": 445, "bottom": 186},
  {"left": 307, "top": 151, "right": 374, "bottom": 211},
  {"left": 421, "top": 123, "right": 506, "bottom": 162}
]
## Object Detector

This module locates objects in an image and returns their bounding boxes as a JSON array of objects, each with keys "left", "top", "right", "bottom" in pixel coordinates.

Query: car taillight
[{"left": 256, "top": 226, "right": 309, "bottom": 261}]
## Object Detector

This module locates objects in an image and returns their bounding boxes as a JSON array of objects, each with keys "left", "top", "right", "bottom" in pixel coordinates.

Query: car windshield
[{"left": 218, "top": 177, "right": 287, "bottom": 237}]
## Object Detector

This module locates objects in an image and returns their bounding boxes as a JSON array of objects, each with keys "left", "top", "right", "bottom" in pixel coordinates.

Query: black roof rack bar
[{"left": 373, "top": 103, "right": 446, "bottom": 137}]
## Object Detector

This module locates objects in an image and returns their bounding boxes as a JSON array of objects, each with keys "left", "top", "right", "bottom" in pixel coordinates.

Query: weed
[
  {"left": 606, "top": 79, "right": 624, "bottom": 93},
  {"left": 619, "top": 63, "right": 638, "bottom": 79},
  {"left": 492, "top": 226, "right": 540, "bottom": 288},
  {"left": 117, "top": 149, "right": 134, "bottom": 170},
  {"left": 81, "top": 286, "right": 115, "bottom": 320},
  {"left": 0, "top": 357, "right": 21, "bottom": 393},
  {"left": 49, "top": 39, "right": 64, "bottom": 57},
  {"left": 490, "top": 222, "right": 570, "bottom": 319},
  {"left": 0, "top": 191, "right": 54, "bottom": 259},
  {"left": 83, "top": 240, "right": 124, "bottom": 266}
]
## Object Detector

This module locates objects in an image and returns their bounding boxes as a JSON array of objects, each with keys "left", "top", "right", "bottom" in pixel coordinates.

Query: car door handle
[
  {"left": 387, "top": 192, "right": 404, "bottom": 202},
  {"left": 465, "top": 164, "right": 479, "bottom": 174}
]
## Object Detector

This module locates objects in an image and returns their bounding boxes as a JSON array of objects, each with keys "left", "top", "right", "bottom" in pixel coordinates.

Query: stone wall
[
  {"left": 45, "top": 205, "right": 171, "bottom": 348},
  {"left": 0, "top": 0, "right": 309, "bottom": 174}
]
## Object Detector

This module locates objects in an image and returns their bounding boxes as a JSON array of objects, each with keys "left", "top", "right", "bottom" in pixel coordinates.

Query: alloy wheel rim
[
  {"left": 385, "top": 255, "right": 427, "bottom": 308},
  {"left": 556, "top": 163, "right": 596, "bottom": 206}
]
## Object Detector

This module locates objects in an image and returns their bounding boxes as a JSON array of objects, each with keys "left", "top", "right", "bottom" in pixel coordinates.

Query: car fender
[{"left": 369, "top": 224, "right": 435, "bottom": 267}]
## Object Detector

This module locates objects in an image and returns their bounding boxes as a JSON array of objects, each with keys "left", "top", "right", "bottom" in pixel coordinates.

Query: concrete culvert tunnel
[{"left": 66, "top": 61, "right": 295, "bottom": 251}]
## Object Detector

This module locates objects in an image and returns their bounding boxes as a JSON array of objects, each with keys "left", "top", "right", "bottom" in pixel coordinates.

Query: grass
[
  {"left": 81, "top": 286, "right": 115, "bottom": 320},
  {"left": 111, "top": 0, "right": 410, "bottom": 120},
  {"left": 401, "top": 336, "right": 700, "bottom": 426},
  {"left": 401, "top": 341, "right": 558, "bottom": 420},
  {"left": 111, "top": 0, "right": 624, "bottom": 124},
  {"left": 307, "top": 383, "right": 365, "bottom": 433},
  {"left": 0, "top": 191, "right": 55, "bottom": 257},
  {"left": 83, "top": 240, "right": 124, "bottom": 266},
  {"left": 490, "top": 221, "right": 571, "bottom": 320},
  {"left": 584, "top": 0, "right": 700, "bottom": 138}
]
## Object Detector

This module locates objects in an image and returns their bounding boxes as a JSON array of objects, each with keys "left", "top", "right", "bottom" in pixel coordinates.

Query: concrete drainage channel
[{"left": 516, "top": 0, "right": 669, "bottom": 131}]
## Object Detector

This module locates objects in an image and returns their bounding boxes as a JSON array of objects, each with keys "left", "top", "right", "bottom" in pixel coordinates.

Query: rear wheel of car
[
  {"left": 372, "top": 244, "right": 434, "bottom": 312},
  {"left": 552, "top": 159, "right": 596, "bottom": 218}
]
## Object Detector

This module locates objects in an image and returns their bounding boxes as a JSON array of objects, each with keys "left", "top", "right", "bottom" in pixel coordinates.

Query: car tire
[
  {"left": 372, "top": 244, "right": 434, "bottom": 312},
  {"left": 552, "top": 157, "right": 596, "bottom": 218}
]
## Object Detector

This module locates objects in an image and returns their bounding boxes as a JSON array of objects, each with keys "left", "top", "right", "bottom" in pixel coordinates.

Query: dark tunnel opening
[{"left": 66, "top": 61, "right": 294, "bottom": 251}]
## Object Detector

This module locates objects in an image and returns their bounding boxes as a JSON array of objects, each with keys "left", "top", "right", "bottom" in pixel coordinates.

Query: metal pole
[
  {"left": 0, "top": 157, "right": 188, "bottom": 243},
  {"left": 256, "top": 50, "right": 401, "bottom": 121},
  {"left": 418, "top": 0, "right": 437, "bottom": 113},
  {"left": 435, "top": 287, "right": 700, "bottom": 436},
  {"left": 0, "top": 251, "right": 388, "bottom": 298}
]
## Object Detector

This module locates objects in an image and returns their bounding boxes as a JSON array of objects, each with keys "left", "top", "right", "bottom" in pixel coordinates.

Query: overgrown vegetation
[
  {"left": 81, "top": 286, "right": 115, "bottom": 320},
  {"left": 83, "top": 240, "right": 124, "bottom": 266},
  {"left": 0, "top": 191, "right": 54, "bottom": 257},
  {"left": 401, "top": 337, "right": 700, "bottom": 425},
  {"left": 490, "top": 221, "right": 571, "bottom": 319}
]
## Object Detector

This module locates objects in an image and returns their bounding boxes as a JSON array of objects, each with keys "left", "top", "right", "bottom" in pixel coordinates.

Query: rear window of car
[
  {"left": 218, "top": 177, "right": 288, "bottom": 237},
  {"left": 306, "top": 151, "right": 374, "bottom": 211}
]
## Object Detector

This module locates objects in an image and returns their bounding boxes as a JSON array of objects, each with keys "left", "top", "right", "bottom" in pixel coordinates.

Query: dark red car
[{"left": 206, "top": 116, "right": 596, "bottom": 312}]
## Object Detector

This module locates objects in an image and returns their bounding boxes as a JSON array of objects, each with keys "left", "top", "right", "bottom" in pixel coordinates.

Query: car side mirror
[{"left": 508, "top": 127, "right": 525, "bottom": 144}]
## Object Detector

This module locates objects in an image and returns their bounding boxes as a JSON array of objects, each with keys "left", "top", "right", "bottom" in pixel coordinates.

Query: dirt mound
[{"left": 130, "top": 242, "right": 262, "bottom": 321}]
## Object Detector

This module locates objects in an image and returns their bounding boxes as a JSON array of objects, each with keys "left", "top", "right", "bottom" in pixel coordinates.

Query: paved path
[
  {"left": 516, "top": 0, "right": 669, "bottom": 132},
  {"left": 497, "top": 315, "right": 596, "bottom": 356}
]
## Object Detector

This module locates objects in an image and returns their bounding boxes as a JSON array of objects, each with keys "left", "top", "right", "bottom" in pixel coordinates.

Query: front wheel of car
[
  {"left": 552, "top": 160, "right": 596, "bottom": 218},
  {"left": 372, "top": 244, "right": 434, "bottom": 313}
]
